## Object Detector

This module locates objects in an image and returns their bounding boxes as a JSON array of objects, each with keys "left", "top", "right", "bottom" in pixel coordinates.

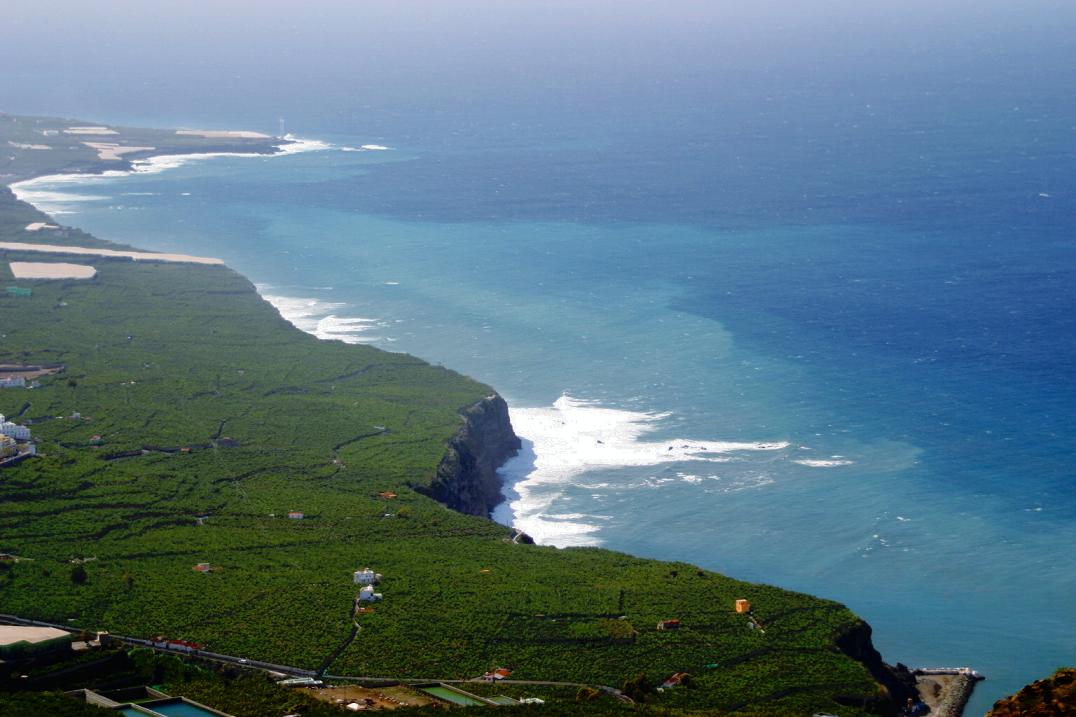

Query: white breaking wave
[
  {"left": 259, "top": 289, "right": 386, "bottom": 344},
  {"left": 496, "top": 395, "right": 789, "bottom": 547},
  {"left": 10, "top": 135, "right": 334, "bottom": 213},
  {"left": 792, "top": 458, "right": 854, "bottom": 468},
  {"left": 277, "top": 135, "right": 334, "bottom": 154},
  {"left": 340, "top": 144, "right": 392, "bottom": 152}
]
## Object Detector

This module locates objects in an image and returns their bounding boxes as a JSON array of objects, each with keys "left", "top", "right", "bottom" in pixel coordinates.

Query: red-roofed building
[{"left": 481, "top": 667, "right": 513, "bottom": 681}]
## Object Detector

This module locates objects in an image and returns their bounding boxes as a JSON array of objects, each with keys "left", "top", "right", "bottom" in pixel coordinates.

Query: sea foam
[
  {"left": 495, "top": 395, "right": 789, "bottom": 547},
  {"left": 10, "top": 134, "right": 334, "bottom": 210},
  {"left": 259, "top": 289, "right": 386, "bottom": 344}
]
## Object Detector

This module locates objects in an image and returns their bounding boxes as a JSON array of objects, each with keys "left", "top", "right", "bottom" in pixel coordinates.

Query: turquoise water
[
  {"left": 140, "top": 699, "right": 223, "bottom": 717},
  {"left": 6, "top": 6, "right": 1076, "bottom": 712}
]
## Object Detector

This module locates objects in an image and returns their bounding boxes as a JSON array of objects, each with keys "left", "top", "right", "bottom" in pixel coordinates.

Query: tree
[
  {"left": 621, "top": 672, "right": 652, "bottom": 702},
  {"left": 70, "top": 564, "right": 87, "bottom": 585}
]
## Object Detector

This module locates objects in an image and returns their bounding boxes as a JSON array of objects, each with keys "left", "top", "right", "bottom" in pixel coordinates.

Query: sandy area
[
  {"left": 310, "top": 686, "right": 435, "bottom": 710},
  {"left": 7, "top": 141, "right": 51, "bottom": 150},
  {"left": 82, "top": 142, "right": 156, "bottom": 161},
  {"left": 0, "top": 626, "right": 70, "bottom": 645},
  {"left": 0, "top": 242, "right": 223, "bottom": 266},
  {"left": 25, "top": 222, "right": 59, "bottom": 232},
  {"left": 176, "top": 129, "right": 272, "bottom": 139},
  {"left": 63, "top": 126, "right": 118, "bottom": 135},
  {"left": 10, "top": 262, "right": 97, "bottom": 279}
]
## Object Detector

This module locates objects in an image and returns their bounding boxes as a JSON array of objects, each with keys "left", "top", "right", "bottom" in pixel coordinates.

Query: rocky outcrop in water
[{"left": 420, "top": 394, "right": 521, "bottom": 516}]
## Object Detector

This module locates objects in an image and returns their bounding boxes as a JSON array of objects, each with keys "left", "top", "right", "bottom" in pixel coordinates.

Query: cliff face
[
  {"left": 835, "top": 619, "right": 918, "bottom": 714},
  {"left": 421, "top": 394, "right": 521, "bottom": 516}
]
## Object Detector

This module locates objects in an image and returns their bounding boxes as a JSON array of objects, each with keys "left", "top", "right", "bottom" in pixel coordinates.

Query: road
[{"left": 0, "top": 613, "right": 632, "bottom": 703}]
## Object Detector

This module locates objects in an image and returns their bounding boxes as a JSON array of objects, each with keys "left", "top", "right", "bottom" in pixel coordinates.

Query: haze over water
[{"left": 5, "top": 2, "right": 1076, "bottom": 712}]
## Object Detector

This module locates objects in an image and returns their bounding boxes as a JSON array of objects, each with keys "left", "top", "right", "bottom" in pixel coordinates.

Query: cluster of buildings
[
  {"left": 353, "top": 567, "right": 383, "bottom": 603},
  {"left": 0, "top": 413, "right": 35, "bottom": 464},
  {"left": 0, "top": 376, "right": 34, "bottom": 388}
]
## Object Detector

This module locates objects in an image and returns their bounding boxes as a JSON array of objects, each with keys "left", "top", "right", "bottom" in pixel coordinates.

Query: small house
[
  {"left": 481, "top": 667, "right": 512, "bottom": 681},
  {"left": 657, "top": 620, "right": 681, "bottom": 631},
  {"left": 288, "top": 511, "right": 304, "bottom": 520},
  {"left": 735, "top": 599, "right": 751, "bottom": 614},
  {"left": 353, "top": 567, "right": 381, "bottom": 585},
  {"left": 378, "top": 491, "right": 398, "bottom": 500},
  {"left": 357, "top": 585, "right": 383, "bottom": 602},
  {"left": 192, "top": 563, "right": 212, "bottom": 572}
]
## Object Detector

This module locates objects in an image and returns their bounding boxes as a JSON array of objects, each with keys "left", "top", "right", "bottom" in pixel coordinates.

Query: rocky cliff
[
  {"left": 987, "top": 667, "right": 1075, "bottom": 717},
  {"left": 420, "top": 394, "right": 521, "bottom": 516},
  {"left": 835, "top": 619, "right": 919, "bottom": 714}
]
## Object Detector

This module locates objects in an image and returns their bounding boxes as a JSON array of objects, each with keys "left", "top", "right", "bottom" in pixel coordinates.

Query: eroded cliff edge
[
  {"left": 419, "top": 393, "right": 522, "bottom": 516},
  {"left": 836, "top": 619, "right": 919, "bottom": 713}
]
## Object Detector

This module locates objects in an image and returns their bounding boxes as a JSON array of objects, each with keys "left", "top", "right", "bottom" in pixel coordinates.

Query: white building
[
  {"left": 0, "top": 417, "right": 30, "bottom": 441},
  {"left": 0, "top": 377, "right": 26, "bottom": 388},
  {"left": 357, "top": 585, "right": 383, "bottom": 602},
  {"left": 352, "top": 568, "right": 381, "bottom": 585}
]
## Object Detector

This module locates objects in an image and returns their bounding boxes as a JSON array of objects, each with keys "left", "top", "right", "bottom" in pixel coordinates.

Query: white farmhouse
[
  {"left": 357, "top": 585, "right": 383, "bottom": 602},
  {"left": 0, "top": 416, "right": 30, "bottom": 441},
  {"left": 352, "top": 567, "right": 381, "bottom": 585}
]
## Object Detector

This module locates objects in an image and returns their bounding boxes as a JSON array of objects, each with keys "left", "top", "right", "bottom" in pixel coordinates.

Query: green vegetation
[
  {"left": 0, "top": 691, "right": 110, "bottom": 716},
  {"left": 0, "top": 116, "right": 892, "bottom": 715},
  {"left": 163, "top": 673, "right": 348, "bottom": 717}
]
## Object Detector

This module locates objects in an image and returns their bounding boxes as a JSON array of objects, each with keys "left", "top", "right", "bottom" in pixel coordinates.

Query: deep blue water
[{"left": 6, "top": 5, "right": 1076, "bottom": 710}]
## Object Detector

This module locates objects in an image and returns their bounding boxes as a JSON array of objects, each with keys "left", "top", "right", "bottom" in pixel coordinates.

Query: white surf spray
[
  {"left": 792, "top": 458, "right": 854, "bottom": 468},
  {"left": 10, "top": 134, "right": 334, "bottom": 211},
  {"left": 340, "top": 144, "right": 393, "bottom": 152},
  {"left": 258, "top": 289, "right": 386, "bottom": 344},
  {"left": 495, "top": 395, "right": 789, "bottom": 547}
]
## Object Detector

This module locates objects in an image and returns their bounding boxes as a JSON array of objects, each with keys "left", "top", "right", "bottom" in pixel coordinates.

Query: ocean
[{"left": 6, "top": 5, "right": 1076, "bottom": 710}]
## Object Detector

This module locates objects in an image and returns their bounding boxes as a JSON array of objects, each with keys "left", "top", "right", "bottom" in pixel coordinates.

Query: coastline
[
  {"left": 0, "top": 117, "right": 970, "bottom": 716},
  {"left": 8, "top": 134, "right": 332, "bottom": 212}
]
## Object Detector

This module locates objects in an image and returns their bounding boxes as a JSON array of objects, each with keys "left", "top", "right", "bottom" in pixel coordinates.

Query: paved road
[{"left": 0, "top": 613, "right": 632, "bottom": 703}]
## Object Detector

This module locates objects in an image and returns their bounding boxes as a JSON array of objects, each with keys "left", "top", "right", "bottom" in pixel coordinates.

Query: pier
[{"left": 913, "top": 667, "right": 983, "bottom": 717}]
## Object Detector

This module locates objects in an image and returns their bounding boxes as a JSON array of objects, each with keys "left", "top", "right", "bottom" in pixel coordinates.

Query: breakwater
[{"left": 914, "top": 668, "right": 983, "bottom": 717}]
